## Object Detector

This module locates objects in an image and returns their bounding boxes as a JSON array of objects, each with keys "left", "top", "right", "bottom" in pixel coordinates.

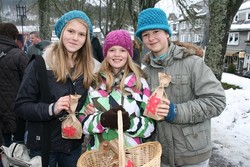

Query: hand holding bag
[
  {"left": 144, "top": 72, "right": 171, "bottom": 120},
  {"left": 61, "top": 94, "right": 83, "bottom": 139}
]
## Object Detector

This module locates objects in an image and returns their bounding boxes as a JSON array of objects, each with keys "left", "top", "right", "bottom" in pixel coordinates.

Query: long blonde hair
[
  {"left": 46, "top": 19, "right": 94, "bottom": 88},
  {"left": 96, "top": 55, "right": 143, "bottom": 93}
]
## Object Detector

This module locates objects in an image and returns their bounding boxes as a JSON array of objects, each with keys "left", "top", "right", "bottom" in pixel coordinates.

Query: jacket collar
[{"left": 142, "top": 42, "right": 192, "bottom": 68}]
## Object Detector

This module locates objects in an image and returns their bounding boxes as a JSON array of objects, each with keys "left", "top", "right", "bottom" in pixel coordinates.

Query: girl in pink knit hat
[{"left": 78, "top": 29, "right": 155, "bottom": 151}]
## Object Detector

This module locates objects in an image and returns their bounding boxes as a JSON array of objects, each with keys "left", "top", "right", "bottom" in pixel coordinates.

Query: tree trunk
[
  {"left": 38, "top": 0, "right": 51, "bottom": 40},
  {"left": 205, "top": 0, "right": 243, "bottom": 80}
]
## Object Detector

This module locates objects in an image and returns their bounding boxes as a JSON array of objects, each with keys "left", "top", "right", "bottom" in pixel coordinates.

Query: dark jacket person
[{"left": 0, "top": 23, "right": 28, "bottom": 147}]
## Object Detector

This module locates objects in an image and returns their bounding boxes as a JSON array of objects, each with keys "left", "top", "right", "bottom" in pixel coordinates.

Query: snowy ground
[{"left": 210, "top": 73, "right": 250, "bottom": 167}]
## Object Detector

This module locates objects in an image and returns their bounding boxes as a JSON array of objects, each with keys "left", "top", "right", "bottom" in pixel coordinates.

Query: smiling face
[
  {"left": 106, "top": 45, "right": 129, "bottom": 74},
  {"left": 141, "top": 29, "right": 169, "bottom": 57},
  {"left": 62, "top": 19, "right": 87, "bottom": 56}
]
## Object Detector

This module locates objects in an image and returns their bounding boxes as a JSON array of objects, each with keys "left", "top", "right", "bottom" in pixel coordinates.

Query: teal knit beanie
[
  {"left": 136, "top": 8, "right": 172, "bottom": 40},
  {"left": 54, "top": 10, "right": 93, "bottom": 39}
]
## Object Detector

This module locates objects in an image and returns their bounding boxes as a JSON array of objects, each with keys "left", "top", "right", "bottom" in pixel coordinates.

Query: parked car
[{"left": 243, "top": 71, "right": 250, "bottom": 79}]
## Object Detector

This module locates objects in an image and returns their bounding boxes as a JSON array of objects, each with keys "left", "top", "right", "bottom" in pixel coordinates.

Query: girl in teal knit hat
[
  {"left": 15, "top": 10, "right": 96, "bottom": 167},
  {"left": 136, "top": 8, "right": 226, "bottom": 167}
]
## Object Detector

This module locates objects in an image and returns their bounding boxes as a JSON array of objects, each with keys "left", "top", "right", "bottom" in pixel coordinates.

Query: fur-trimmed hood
[{"left": 142, "top": 42, "right": 198, "bottom": 66}]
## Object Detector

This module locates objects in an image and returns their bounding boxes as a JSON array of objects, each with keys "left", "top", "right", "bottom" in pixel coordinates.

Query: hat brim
[{"left": 135, "top": 24, "right": 172, "bottom": 40}]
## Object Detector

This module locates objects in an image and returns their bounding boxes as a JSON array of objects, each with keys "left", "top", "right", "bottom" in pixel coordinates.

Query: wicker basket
[{"left": 77, "top": 110, "right": 162, "bottom": 167}]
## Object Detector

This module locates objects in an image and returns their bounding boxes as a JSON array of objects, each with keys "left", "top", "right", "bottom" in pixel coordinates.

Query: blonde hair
[
  {"left": 46, "top": 19, "right": 94, "bottom": 88},
  {"left": 95, "top": 55, "right": 143, "bottom": 93}
]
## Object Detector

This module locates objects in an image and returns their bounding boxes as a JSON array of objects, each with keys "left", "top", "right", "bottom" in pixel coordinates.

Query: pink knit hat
[{"left": 103, "top": 29, "right": 133, "bottom": 57}]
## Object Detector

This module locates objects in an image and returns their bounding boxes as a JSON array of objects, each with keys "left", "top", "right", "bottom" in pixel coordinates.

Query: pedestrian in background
[
  {"left": 136, "top": 8, "right": 226, "bottom": 167},
  {"left": 132, "top": 38, "right": 141, "bottom": 67},
  {"left": 91, "top": 35, "right": 103, "bottom": 62},
  {"left": 79, "top": 29, "right": 155, "bottom": 150},
  {"left": 0, "top": 22, "right": 28, "bottom": 167},
  {"left": 15, "top": 10, "right": 95, "bottom": 167},
  {"left": 26, "top": 31, "right": 51, "bottom": 58}
]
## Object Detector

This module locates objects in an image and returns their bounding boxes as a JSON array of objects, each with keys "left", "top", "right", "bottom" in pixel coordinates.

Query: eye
[
  {"left": 108, "top": 48, "right": 115, "bottom": 52},
  {"left": 79, "top": 33, "right": 86, "bottom": 37},
  {"left": 67, "top": 29, "right": 73, "bottom": 33},
  {"left": 142, "top": 33, "right": 148, "bottom": 38},
  {"left": 153, "top": 30, "right": 159, "bottom": 34},
  {"left": 121, "top": 49, "right": 126, "bottom": 52}
]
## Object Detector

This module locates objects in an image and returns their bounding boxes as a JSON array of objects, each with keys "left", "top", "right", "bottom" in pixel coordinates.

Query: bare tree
[
  {"left": 127, "top": 0, "right": 160, "bottom": 33},
  {"left": 95, "top": 0, "right": 128, "bottom": 36}
]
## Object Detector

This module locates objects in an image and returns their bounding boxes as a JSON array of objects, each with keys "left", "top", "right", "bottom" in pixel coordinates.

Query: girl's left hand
[{"left": 156, "top": 98, "right": 170, "bottom": 117}]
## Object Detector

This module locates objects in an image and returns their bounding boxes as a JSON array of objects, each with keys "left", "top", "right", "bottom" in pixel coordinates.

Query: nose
[
  {"left": 73, "top": 33, "right": 79, "bottom": 40},
  {"left": 148, "top": 33, "right": 155, "bottom": 41},
  {"left": 114, "top": 50, "right": 120, "bottom": 56}
]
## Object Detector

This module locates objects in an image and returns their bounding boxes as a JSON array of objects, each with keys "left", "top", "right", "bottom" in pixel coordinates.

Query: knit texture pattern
[
  {"left": 103, "top": 29, "right": 133, "bottom": 57},
  {"left": 54, "top": 10, "right": 93, "bottom": 39},
  {"left": 136, "top": 8, "right": 172, "bottom": 40}
]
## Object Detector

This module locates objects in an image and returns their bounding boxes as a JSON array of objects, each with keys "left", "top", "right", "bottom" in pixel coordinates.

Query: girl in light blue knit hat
[
  {"left": 15, "top": 10, "right": 96, "bottom": 167},
  {"left": 136, "top": 8, "right": 226, "bottom": 167}
]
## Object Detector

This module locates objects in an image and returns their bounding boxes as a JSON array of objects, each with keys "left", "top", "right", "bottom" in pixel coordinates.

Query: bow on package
[
  {"left": 61, "top": 94, "right": 82, "bottom": 139},
  {"left": 144, "top": 72, "right": 171, "bottom": 120}
]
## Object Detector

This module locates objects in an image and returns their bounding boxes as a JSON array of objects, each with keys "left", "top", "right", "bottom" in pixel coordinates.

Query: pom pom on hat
[
  {"left": 103, "top": 29, "right": 133, "bottom": 58},
  {"left": 54, "top": 10, "right": 93, "bottom": 39},
  {"left": 135, "top": 8, "right": 172, "bottom": 40}
]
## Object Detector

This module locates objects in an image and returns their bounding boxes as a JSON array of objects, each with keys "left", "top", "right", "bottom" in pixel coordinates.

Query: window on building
[
  {"left": 195, "top": 19, "right": 202, "bottom": 28},
  {"left": 171, "top": 35, "right": 178, "bottom": 41},
  {"left": 234, "top": 14, "right": 239, "bottom": 22},
  {"left": 180, "top": 35, "right": 187, "bottom": 42},
  {"left": 247, "top": 13, "right": 250, "bottom": 20},
  {"left": 180, "top": 21, "right": 187, "bottom": 29},
  {"left": 227, "top": 32, "right": 239, "bottom": 45},
  {"left": 188, "top": 34, "right": 192, "bottom": 42},
  {"left": 193, "top": 34, "right": 201, "bottom": 43},
  {"left": 172, "top": 24, "right": 177, "bottom": 31},
  {"left": 248, "top": 32, "right": 250, "bottom": 40}
]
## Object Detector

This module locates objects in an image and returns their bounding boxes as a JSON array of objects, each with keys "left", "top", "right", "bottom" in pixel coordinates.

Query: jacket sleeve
[
  {"left": 173, "top": 57, "right": 226, "bottom": 124},
  {"left": 126, "top": 78, "right": 155, "bottom": 138},
  {"left": 14, "top": 60, "right": 52, "bottom": 121},
  {"left": 81, "top": 78, "right": 155, "bottom": 139}
]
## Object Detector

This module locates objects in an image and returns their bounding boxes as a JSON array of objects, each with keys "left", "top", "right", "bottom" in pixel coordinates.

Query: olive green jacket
[{"left": 142, "top": 43, "right": 226, "bottom": 166}]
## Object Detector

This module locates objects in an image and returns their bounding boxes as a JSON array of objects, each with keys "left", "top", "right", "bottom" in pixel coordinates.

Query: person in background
[
  {"left": 91, "top": 35, "right": 103, "bottom": 62},
  {"left": 0, "top": 22, "right": 28, "bottom": 167},
  {"left": 14, "top": 10, "right": 95, "bottom": 167},
  {"left": 16, "top": 33, "right": 24, "bottom": 50},
  {"left": 26, "top": 31, "right": 51, "bottom": 58},
  {"left": 136, "top": 8, "right": 226, "bottom": 167},
  {"left": 23, "top": 33, "right": 32, "bottom": 53},
  {"left": 132, "top": 38, "right": 141, "bottom": 67},
  {"left": 79, "top": 29, "right": 155, "bottom": 150}
]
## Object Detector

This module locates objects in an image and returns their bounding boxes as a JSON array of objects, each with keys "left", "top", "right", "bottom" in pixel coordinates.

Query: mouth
[{"left": 112, "top": 58, "right": 122, "bottom": 62}]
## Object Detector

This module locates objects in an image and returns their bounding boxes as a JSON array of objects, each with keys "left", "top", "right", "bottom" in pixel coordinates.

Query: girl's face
[
  {"left": 106, "top": 46, "right": 129, "bottom": 74},
  {"left": 141, "top": 29, "right": 169, "bottom": 56},
  {"left": 62, "top": 20, "right": 87, "bottom": 56}
]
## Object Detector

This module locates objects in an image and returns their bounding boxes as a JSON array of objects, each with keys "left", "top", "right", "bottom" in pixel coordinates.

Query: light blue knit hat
[
  {"left": 54, "top": 10, "right": 93, "bottom": 39},
  {"left": 136, "top": 8, "right": 172, "bottom": 40}
]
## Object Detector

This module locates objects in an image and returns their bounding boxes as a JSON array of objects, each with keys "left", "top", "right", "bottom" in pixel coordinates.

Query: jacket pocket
[
  {"left": 182, "top": 122, "right": 208, "bottom": 151},
  {"left": 169, "top": 75, "right": 190, "bottom": 98}
]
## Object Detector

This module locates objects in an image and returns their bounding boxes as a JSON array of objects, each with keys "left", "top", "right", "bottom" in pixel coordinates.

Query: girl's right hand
[
  {"left": 54, "top": 96, "right": 70, "bottom": 115},
  {"left": 84, "top": 103, "right": 95, "bottom": 115}
]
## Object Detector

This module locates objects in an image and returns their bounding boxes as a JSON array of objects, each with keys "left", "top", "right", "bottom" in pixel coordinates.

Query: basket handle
[{"left": 118, "top": 110, "right": 126, "bottom": 167}]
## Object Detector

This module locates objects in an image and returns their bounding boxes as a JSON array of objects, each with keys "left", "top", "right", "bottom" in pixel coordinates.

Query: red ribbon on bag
[
  {"left": 125, "top": 160, "right": 134, "bottom": 167},
  {"left": 63, "top": 126, "right": 76, "bottom": 137},
  {"left": 146, "top": 93, "right": 161, "bottom": 115}
]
